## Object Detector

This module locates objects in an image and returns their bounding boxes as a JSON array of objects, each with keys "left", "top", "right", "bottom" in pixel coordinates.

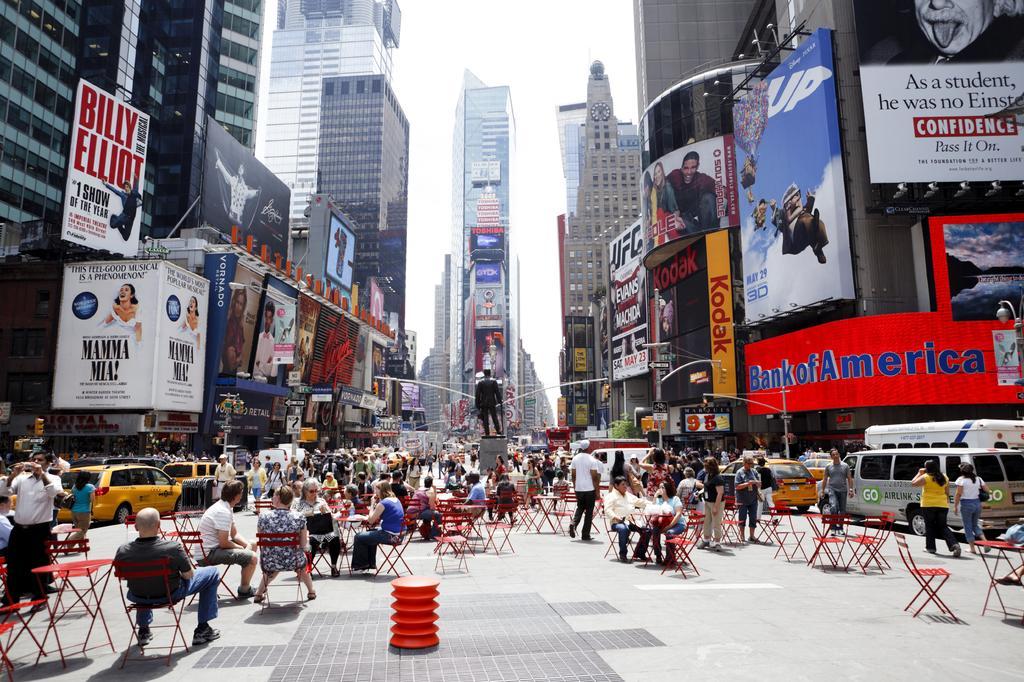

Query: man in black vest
[{"left": 474, "top": 369, "right": 503, "bottom": 436}]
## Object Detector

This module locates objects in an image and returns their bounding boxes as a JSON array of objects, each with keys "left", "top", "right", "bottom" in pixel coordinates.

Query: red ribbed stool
[{"left": 389, "top": 576, "right": 440, "bottom": 649}]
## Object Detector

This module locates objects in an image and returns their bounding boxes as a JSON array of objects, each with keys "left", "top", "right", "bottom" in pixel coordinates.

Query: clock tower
[{"left": 559, "top": 60, "right": 642, "bottom": 430}]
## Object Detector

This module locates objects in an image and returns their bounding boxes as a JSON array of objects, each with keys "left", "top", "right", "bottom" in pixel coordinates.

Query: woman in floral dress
[{"left": 253, "top": 486, "right": 315, "bottom": 602}]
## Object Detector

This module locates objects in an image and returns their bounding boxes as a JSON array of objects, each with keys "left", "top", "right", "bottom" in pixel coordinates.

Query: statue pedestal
[{"left": 477, "top": 436, "right": 505, "bottom": 471}]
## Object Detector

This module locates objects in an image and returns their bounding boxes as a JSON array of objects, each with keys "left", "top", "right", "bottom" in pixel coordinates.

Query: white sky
[{"left": 256, "top": 0, "right": 639, "bottom": 415}]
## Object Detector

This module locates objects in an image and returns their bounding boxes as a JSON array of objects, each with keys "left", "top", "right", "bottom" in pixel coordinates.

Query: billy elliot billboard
[
  {"left": 743, "top": 212, "right": 1024, "bottom": 413},
  {"left": 53, "top": 260, "right": 208, "bottom": 411},
  {"left": 201, "top": 117, "right": 290, "bottom": 261},
  {"left": 62, "top": 80, "right": 149, "bottom": 256},
  {"left": 609, "top": 220, "right": 649, "bottom": 381},
  {"left": 733, "top": 27, "right": 855, "bottom": 324},
  {"left": 641, "top": 134, "right": 738, "bottom": 266},
  {"left": 853, "top": 0, "right": 1024, "bottom": 182}
]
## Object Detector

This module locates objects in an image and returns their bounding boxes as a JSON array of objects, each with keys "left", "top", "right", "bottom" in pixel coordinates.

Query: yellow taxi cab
[
  {"left": 723, "top": 459, "right": 818, "bottom": 512},
  {"left": 57, "top": 465, "right": 181, "bottom": 525},
  {"left": 387, "top": 452, "right": 412, "bottom": 472},
  {"left": 163, "top": 460, "right": 219, "bottom": 484},
  {"left": 803, "top": 458, "right": 832, "bottom": 483}
]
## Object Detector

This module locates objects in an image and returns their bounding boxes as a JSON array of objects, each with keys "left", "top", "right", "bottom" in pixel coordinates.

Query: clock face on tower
[{"left": 590, "top": 102, "right": 611, "bottom": 121}]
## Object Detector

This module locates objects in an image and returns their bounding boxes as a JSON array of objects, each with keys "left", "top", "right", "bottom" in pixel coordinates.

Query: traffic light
[
  {"left": 373, "top": 380, "right": 380, "bottom": 395},
  {"left": 719, "top": 365, "right": 728, "bottom": 383},
  {"left": 34, "top": 417, "right": 44, "bottom": 437},
  {"left": 602, "top": 384, "right": 610, "bottom": 402}
]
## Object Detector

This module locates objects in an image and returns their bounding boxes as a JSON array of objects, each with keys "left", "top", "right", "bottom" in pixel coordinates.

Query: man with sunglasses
[{"left": 0, "top": 453, "right": 63, "bottom": 608}]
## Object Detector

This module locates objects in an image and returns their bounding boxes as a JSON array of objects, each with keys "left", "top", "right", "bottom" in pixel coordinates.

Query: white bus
[{"left": 865, "top": 420, "right": 1024, "bottom": 451}]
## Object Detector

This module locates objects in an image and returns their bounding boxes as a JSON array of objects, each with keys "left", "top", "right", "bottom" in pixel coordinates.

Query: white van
[
  {"left": 592, "top": 448, "right": 649, "bottom": 487},
  {"left": 844, "top": 447, "right": 1024, "bottom": 536},
  {"left": 258, "top": 446, "right": 307, "bottom": 470},
  {"left": 865, "top": 420, "right": 1024, "bottom": 450}
]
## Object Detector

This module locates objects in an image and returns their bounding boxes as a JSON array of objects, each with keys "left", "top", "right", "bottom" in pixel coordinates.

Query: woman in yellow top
[{"left": 911, "top": 460, "right": 961, "bottom": 557}]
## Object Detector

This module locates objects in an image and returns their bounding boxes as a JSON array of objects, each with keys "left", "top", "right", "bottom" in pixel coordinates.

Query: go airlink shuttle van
[
  {"left": 842, "top": 447, "right": 1024, "bottom": 536},
  {"left": 865, "top": 420, "right": 1024, "bottom": 450}
]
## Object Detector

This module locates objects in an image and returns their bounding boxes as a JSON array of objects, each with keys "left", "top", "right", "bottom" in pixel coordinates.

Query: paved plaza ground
[{"left": 7, "top": 507, "right": 1024, "bottom": 682}]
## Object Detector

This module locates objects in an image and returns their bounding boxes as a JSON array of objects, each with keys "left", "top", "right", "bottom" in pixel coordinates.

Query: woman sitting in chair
[
  {"left": 295, "top": 479, "right": 343, "bottom": 577},
  {"left": 350, "top": 481, "right": 404, "bottom": 572},
  {"left": 253, "top": 486, "right": 315, "bottom": 602}
]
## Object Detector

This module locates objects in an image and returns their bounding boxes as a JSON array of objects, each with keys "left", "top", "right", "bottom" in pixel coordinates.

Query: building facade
[
  {"left": 263, "top": 0, "right": 399, "bottom": 223},
  {"left": 448, "top": 72, "right": 517, "bottom": 400},
  {"left": 559, "top": 61, "right": 642, "bottom": 431},
  {"left": 633, "top": 0, "right": 757, "bottom": 116}
]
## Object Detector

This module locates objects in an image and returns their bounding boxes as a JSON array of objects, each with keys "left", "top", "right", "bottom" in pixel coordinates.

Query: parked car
[{"left": 57, "top": 465, "right": 181, "bottom": 524}]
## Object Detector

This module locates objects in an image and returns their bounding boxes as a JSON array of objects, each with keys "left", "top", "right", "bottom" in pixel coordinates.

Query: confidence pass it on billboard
[
  {"left": 853, "top": 0, "right": 1024, "bottom": 182},
  {"left": 733, "top": 27, "right": 854, "bottom": 323},
  {"left": 62, "top": 80, "right": 149, "bottom": 256}
]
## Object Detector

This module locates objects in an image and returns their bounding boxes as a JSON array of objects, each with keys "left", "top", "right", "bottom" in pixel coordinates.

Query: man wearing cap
[
  {"left": 214, "top": 453, "right": 237, "bottom": 501},
  {"left": 769, "top": 185, "right": 829, "bottom": 264}
]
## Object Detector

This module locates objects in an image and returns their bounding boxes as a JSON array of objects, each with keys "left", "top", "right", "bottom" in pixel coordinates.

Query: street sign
[
  {"left": 652, "top": 400, "right": 668, "bottom": 420},
  {"left": 311, "top": 393, "right": 332, "bottom": 402},
  {"left": 285, "top": 399, "right": 305, "bottom": 407},
  {"left": 286, "top": 415, "right": 301, "bottom": 434},
  {"left": 288, "top": 371, "right": 301, "bottom": 386},
  {"left": 649, "top": 361, "right": 670, "bottom": 370},
  {"left": 295, "top": 386, "right": 313, "bottom": 394},
  {"left": 288, "top": 407, "right": 303, "bottom": 416}
]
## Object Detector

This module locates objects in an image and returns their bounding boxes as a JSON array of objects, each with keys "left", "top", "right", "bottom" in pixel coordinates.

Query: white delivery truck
[{"left": 865, "top": 420, "right": 1024, "bottom": 451}]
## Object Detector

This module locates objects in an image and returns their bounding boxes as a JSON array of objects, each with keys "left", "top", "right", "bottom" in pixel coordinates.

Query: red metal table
[
  {"left": 528, "top": 495, "right": 562, "bottom": 534},
  {"left": 31, "top": 558, "right": 115, "bottom": 667},
  {"left": 976, "top": 540, "right": 1024, "bottom": 624}
]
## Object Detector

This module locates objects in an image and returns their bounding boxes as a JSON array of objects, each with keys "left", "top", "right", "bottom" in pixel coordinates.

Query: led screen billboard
[
  {"left": 934, "top": 215, "right": 1024, "bottom": 322},
  {"left": 853, "top": 0, "right": 1024, "bottom": 182},
  {"left": 325, "top": 213, "right": 356, "bottom": 293},
  {"left": 475, "top": 263, "right": 501, "bottom": 285},
  {"left": 642, "top": 135, "right": 738, "bottom": 265},
  {"left": 733, "top": 28, "right": 854, "bottom": 323}
]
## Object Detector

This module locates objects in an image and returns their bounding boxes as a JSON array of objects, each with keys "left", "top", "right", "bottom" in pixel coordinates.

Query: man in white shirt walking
[
  {"left": 568, "top": 448, "right": 602, "bottom": 541},
  {"left": 0, "top": 454, "right": 62, "bottom": 607}
]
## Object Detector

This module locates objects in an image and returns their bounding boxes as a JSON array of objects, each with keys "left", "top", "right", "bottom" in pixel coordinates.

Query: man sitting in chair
[{"left": 115, "top": 507, "right": 221, "bottom": 648}]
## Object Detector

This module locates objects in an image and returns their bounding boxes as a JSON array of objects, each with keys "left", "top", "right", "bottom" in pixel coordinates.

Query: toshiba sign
[{"left": 744, "top": 313, "right": 1019, "bottom": 415}]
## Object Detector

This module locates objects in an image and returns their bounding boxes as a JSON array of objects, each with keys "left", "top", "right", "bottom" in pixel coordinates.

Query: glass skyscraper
[
  {"left": 263, "top": 0, "right": 399, "bottom": 223},
  {"left": 2, "top": 0, "right": 263, "bottom": 236},
  {"left": 0, "top": 0, "right": 80, "bottom": 227},
  {"left": 449, "top": 71, "right": 516, "bottom": 398}
]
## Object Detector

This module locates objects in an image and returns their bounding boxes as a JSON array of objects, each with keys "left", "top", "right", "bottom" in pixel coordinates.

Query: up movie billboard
[
  {"left": 53, "top": 260, "right": 208, "bottom": 411},
  {"left": 642, "top": 135, "right": 738, "bottom": 262},
  {"left": 733, "top": 28, "right": 855, "bottom": 323},
  {"left": 854, "top": 0, "right": 1024, "bottom": 182}
]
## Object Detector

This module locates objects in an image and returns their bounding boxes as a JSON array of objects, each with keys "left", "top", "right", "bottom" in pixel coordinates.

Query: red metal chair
[
  {"left": 662, "top": 533, "right": 700, "bottom": 578},
  {"left": 484, "top": 503, "right": 517, "bottom": 555},
  {"left": 720, "top": 497, "right": 743, "bottom": 545},
  {"left": 808, "top": 514, "right": 849, "bottom": 570},
  {"left": 175, "top": 530, "right": 236, "bottom": 600},
  {"left": 434, "top": 512, "right": 472, "bottom": 574},
  {"left": 894, "top": 533, "right": 958, "bottom": 621},
  {"left": 374, "top": 522, "right": 413, "bottom": 578},
  {"left": 0, "top": 621, "right": 15, "bottom": 681},
  {"left": 0, "top": 592, "right": 49, "bottom": 672},
  {"left": 254, "top": 532, "right": 307, "bottom": 612},
  {"left": 45, "top": 538, "right": 90, "bottom": 563},
  {"left": 305, "top": 513, "right": 342, "bottom": 577},
  {"left": 847, "top": 512, "right": 895, "bottom": 574},
  {"left": 112, "top": 557, "right": 189, "bottom": 667},
  {"left": 252, "top": 499, "right": 273, "bottom": 515}
]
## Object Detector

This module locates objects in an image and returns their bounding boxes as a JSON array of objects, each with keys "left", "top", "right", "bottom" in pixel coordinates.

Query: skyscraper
[
  {"left": 448, "top": 71, "right": 516, "bottom": 400},
  {"left": 633, "top": 0, "right": 756, "bottom": 115},
  {"left": 317, "top": 73, "right": 409, "bottom": 331},
  {"left": 0, "top": 0, "right": 79, "bottom": 228},
  {"left": 420, "top": 254, "right": 451, "bottom": 430},
  {"left": 560, "top": 61, "right": 641, "bottom": 429},
  {"left": 79, "top": 0, "right": 264, "bottom": 235},
  {"left": 264, "top": 0, "right": 400, "bottom": 223}
]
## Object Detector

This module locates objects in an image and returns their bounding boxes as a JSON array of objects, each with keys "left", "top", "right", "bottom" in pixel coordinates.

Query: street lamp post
[{"left": 996, "top": 293, "right": 1024, "bottom": 385}]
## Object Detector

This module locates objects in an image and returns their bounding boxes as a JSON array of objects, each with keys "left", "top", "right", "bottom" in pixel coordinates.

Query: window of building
[
  {"left": 6, "top": 373, "right": 49, "bottom": 406},
  {"left": 356, "top": 80, "right": 365, "bottom": 94},
  {"left": 10, "top": 328, "right": 45, "bottom": 357},
  {"left": 35, "top": 290, "right": 49, "bottom": 316}
]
